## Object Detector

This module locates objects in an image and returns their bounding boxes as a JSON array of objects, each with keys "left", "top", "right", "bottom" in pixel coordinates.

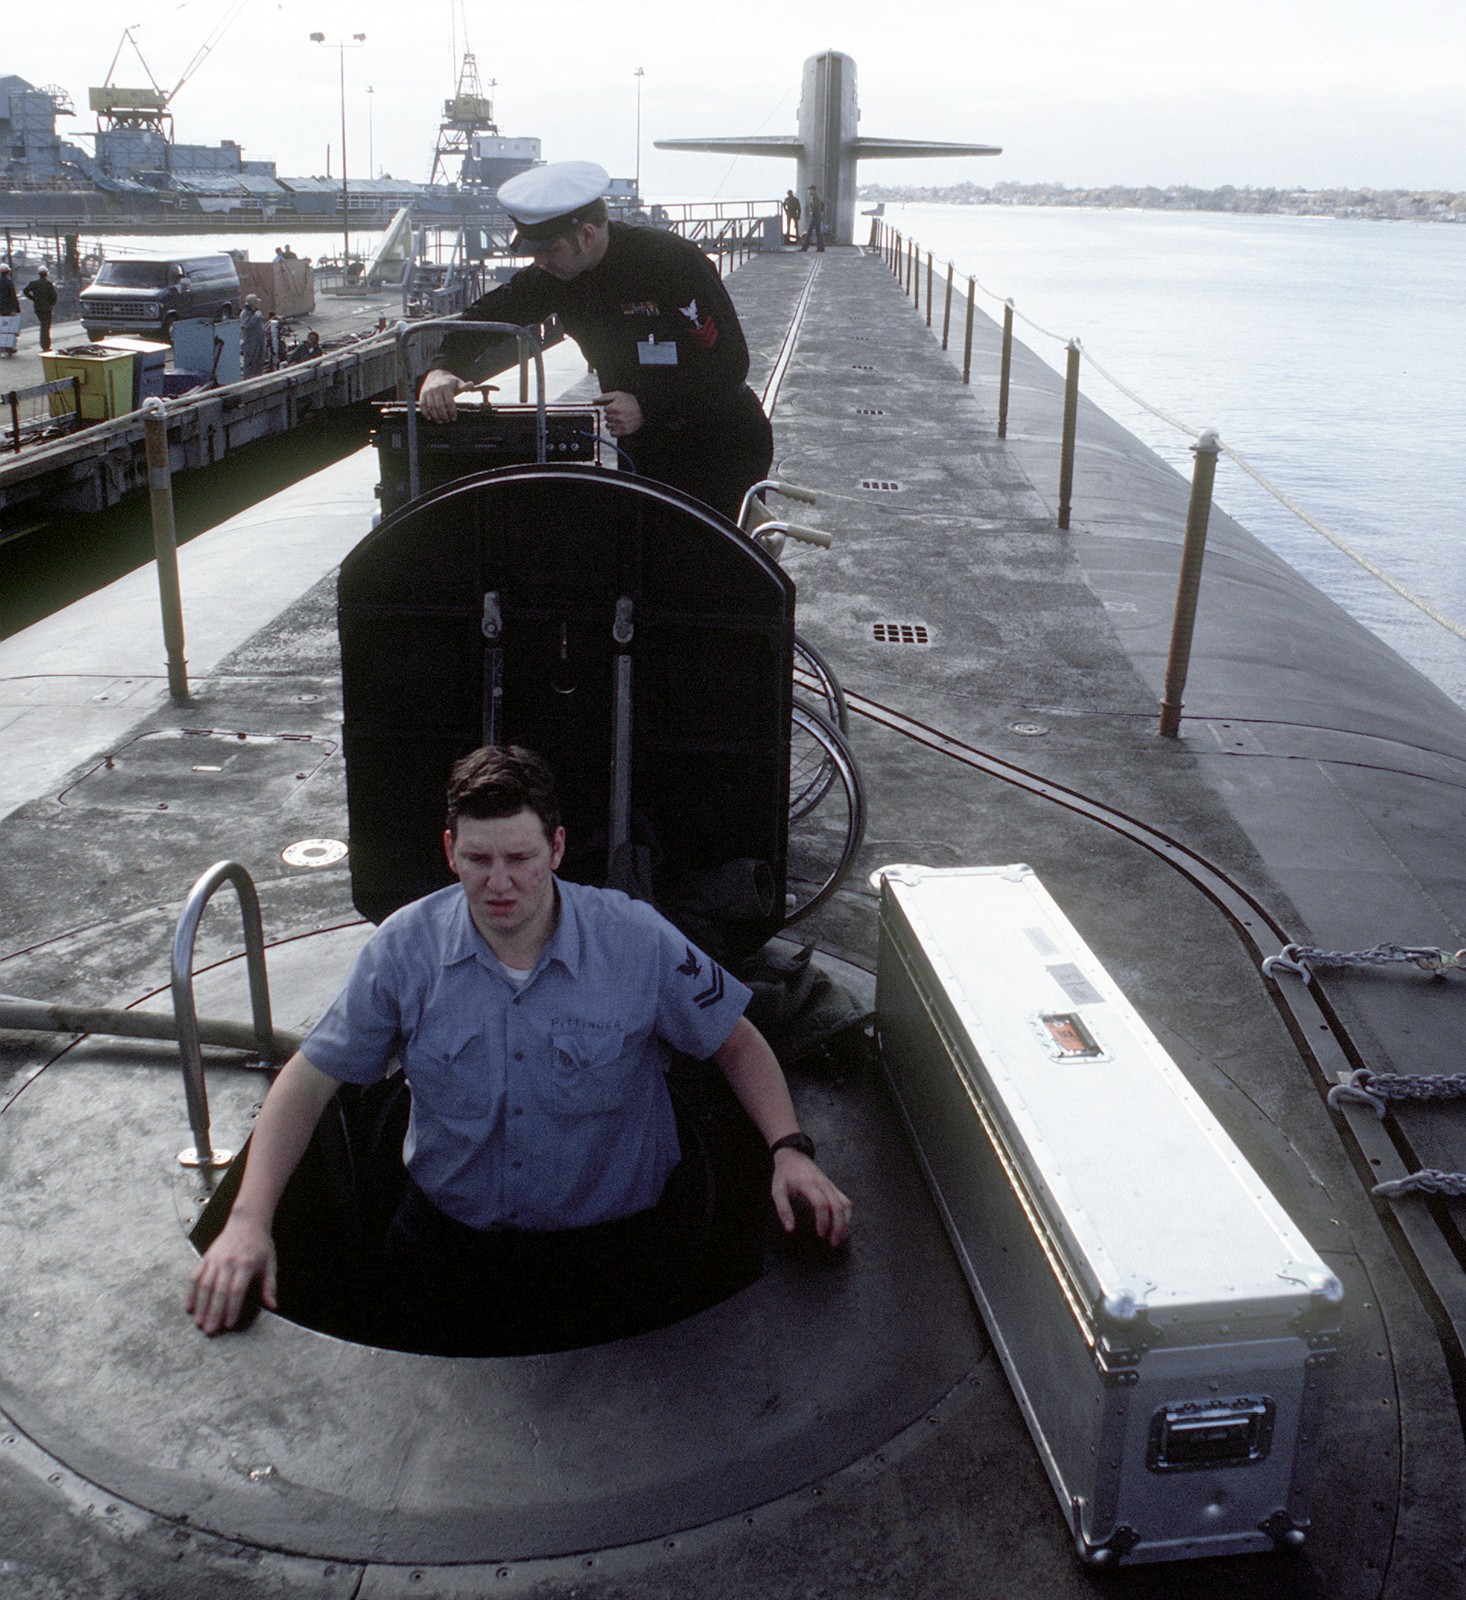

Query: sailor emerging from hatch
[
  {"left": 189, "top": 745, "right": 851, "bottom": 1352},
  {"left": 418, "top": 162, "right": 775, "bottom": 523}
]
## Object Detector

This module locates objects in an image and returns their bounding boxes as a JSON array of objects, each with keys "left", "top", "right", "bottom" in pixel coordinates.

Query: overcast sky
[{"left": 10, "top": 0, "right": 1465, "bottom": 196}]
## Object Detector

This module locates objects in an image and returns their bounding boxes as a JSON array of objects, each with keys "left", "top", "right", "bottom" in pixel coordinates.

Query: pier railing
[{"left": 872, "top": 215, "right": 1466, "bottom": 734}]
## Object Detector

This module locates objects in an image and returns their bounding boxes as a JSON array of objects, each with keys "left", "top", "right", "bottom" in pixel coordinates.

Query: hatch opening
[{"left": 191, "top": 1059, "right": 772, "bottom": 1356}]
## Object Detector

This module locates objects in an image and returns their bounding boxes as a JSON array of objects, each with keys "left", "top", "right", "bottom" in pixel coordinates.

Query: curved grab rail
[
  {"left": 171, "top": 860, "right": 275, "bottom": 1169},
  {"left": 391, "top": 317, "right": 549, "bottom": 504},
  {"left": 737, "top": 477, "right": 818, "bottom": 531}
]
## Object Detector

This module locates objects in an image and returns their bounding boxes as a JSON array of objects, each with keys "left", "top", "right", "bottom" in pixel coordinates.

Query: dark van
[{"left": 80, "top": 253, "right": 241, "bottom": 341}]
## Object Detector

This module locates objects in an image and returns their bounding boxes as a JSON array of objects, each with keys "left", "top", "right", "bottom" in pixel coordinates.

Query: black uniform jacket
[{"left": 437, "top": 223, "right": 753, "bottom": 437}]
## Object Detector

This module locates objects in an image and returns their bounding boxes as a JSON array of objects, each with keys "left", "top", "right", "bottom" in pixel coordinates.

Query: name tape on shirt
[{"left": 638, "top": 338, "right": 679, "bottom": 366}]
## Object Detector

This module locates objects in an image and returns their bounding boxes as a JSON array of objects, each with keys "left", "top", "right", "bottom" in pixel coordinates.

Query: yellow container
[{"left": 42, "top": 348, "right": 136, "bottom": 422}]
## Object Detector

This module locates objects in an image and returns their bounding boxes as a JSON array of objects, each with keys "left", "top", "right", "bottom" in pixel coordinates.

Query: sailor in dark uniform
[{"left": 419, "top": 162, "right": 774, "bottom": 524}]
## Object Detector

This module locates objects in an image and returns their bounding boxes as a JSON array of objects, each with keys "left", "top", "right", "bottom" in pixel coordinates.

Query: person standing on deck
[
  {"left": 800, "top": 187, "right": 826, "bottom": 253},
  {"left": 23, "top": 267, "right": 57, "bottom": 352},
  {"left": 417, "top": 162, "right": 774, "bottom": 524},
  {"left": 782, "top": 189, "right": 801, "bottom": 244}
]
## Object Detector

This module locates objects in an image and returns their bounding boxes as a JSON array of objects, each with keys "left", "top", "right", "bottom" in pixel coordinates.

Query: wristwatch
[{"left": 769, "top": 1131, "right": 816, "bottom": 1160}]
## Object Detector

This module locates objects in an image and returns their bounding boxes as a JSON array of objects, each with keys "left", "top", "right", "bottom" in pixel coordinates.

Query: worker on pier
[
  {"left": 0, "top": 267, "right": 21, "bottom": 357},
  {"left": 418, "top": 162, "right": 774, "bottom": 524},
  {"left": 23, "top": 267, "right": 57, "bottom": 353},
  {"left": 239, "top": 294, "right": 267, "bottom": 379},
  {"left": 188, "top": 745, "right": 851, "bottom": 1355}
]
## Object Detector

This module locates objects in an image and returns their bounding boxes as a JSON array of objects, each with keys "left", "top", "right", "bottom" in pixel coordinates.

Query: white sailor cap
[{"left": 498, "top": 161, "right": 610, "bottom": 248}]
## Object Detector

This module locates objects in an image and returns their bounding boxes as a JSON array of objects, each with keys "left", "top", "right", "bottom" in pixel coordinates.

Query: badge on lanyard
[{"left": 638, "top": 336, "right": 679, "bottom": 367}]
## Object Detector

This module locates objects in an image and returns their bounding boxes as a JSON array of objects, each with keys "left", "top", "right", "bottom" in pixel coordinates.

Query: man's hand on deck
[
  {"left": 188, "top": 1216, "right": 277, "bottom": 1335},
  {"left": 772, "top": 1148, "right": 853, "bottom": 1249},
  {"left": 593, "top": 391, "right": 644, "bottom": 438},
  {"left": 419, "top": 367, "right": 466, "bottom": 423}
]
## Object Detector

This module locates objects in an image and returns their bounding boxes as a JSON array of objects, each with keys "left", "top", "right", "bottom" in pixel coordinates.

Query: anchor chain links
[
  {"left": 1371, "top": 1170, "right": 1466, "bottom": 1200},
  {"left": 1327, "top": 1070, "right": 1466, "bottom": 1199},
  {"left": 1263, "top": 941, "right": 1466, "bottom": 984},
  {"left": 1329, "top": 1068, "right": 1466, "bottom": 1120}
]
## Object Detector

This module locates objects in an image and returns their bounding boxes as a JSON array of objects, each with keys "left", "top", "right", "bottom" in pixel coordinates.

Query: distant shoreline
[{"left": 857, "top": 182, "right": 1465, "bottom": 223}]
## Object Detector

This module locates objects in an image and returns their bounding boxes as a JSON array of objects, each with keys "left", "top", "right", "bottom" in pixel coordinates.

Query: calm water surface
[{"left": 881, "top": 203, "right": 1466, "bottom": 708}]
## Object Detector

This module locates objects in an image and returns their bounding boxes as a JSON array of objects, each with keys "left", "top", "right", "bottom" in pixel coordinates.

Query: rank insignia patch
[{"left": 679, "top": 299, "right": 719, "bottom": 349}]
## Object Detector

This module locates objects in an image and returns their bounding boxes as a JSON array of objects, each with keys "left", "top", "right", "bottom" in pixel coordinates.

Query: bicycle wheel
[
  {"left": 785, "top": 702, "right": 866, "bottom": 925},
  {"left": 792, "top": 633, "right": 848, "bottom": 734}
]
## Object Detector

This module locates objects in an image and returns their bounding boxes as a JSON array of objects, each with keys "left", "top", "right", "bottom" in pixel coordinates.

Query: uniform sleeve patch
[
  {"left": 692, "top": 964, "right": 727, "bottom": 1009},
  {"left": 679, "top": 299, "right": 719, "bottom": 349}
]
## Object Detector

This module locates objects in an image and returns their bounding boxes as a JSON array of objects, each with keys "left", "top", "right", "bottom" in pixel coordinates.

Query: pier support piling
[
  {"left": 142, "top": 399, "right": 190, "bottom": 703},
  {"left": 1159, "top": 429, "right": 1223, "bottom": 737}
]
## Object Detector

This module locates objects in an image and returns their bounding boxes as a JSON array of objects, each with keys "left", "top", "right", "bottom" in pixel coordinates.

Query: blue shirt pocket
[
  {"left": 406, "top": 1017, "right": 500, "bottom": 1123},
  {"left": 548, "top": 1028, "right": 638, "bottom": 1116}
]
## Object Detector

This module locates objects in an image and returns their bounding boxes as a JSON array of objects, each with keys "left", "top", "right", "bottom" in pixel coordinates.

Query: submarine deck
[{"left": 1, "top": 243, "right": 1465, "bottom": 1597}]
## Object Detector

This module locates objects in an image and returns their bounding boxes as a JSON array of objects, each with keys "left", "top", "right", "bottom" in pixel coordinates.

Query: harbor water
[{"left": 877, "top": 202, "right": 1466, "bottom": 709}]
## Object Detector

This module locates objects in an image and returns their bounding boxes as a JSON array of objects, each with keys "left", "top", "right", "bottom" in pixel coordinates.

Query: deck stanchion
[
  {"left": 962, "top": 277, "right": 975, "bottom": 385},
  {"left": 1159, "top": 430, "right": 1223, "bottom": 738},
  {"left": 925, "top": 253, "right": 933, "bottom": 326},
  {"left": 142, "top": 398, "right": 190, "bottom": 703},
  {"left": 942, "top": 262, "right": 954, "bottom": 350},
  {"left": 7, "top": 390, "right": 18, "bottom": 454},
  {"left": 906, "top": 240, "right": 914, "bottom": 297},
  {"left": 1057, "top": 339, "right": 1081, "bottom": 530},
  {"left": 998, "top": 300, "right": 1014, "bottom": 438},
  {"left": 913, "top": 244, "right": 920, "bottom": 312}
]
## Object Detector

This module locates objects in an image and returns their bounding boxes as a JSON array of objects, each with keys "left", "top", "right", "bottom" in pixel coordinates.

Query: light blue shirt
[{"left": 302, "top": 879, "right": 751, "bottom": 1230}]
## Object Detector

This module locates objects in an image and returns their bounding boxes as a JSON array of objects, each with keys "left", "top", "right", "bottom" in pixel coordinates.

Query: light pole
[
  {"left": 310, "top": 31, "right": 367, "bottom": 285},
  {"left": 366, "top": 85, "right": 375, "bottom": 180},
  {"left": 634, "top": 67, "right": 645, "bottom": 202}
]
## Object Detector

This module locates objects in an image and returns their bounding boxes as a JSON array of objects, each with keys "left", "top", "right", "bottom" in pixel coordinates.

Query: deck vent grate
[
  {"left": 855, "top": 407, "right": 886, "bottom": 416},
  {"left": 861, "top": 479, "right": 904, "bottom": 492},
  {"left": 873, "top": 622, "right": 930, "bottom": 646},
  {"left": 852, "top": 363, "right": 876, "bottom": 371}
]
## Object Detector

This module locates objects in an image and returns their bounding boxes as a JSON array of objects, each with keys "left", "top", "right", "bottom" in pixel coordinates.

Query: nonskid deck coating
[{"left": 0, "top": 244, "right": 1463, "bottom": 1596}]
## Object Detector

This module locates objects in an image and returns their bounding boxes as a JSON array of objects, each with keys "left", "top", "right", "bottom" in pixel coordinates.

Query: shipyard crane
[
  {"left": 88, "top": 2, "right": 251, "bottom": 138},
  {"left": 429, "top": 2, "right": 500, "bottom": 186}
]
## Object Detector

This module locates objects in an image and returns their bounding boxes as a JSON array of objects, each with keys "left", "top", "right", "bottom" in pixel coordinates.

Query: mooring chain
[
  {"left": 1329, "top": 1068, "right": 1466, "bottom": 1119},
  {"left": 1328, "top": 1069, "right": 1466, "bottom": 1199},
  {"left": 1270, "top": 942, "right": 1466, "bottom": 1193},
  {"left": 1263, "top": 941, "right": 1466, "bottom": 984},
  {"left": 1371, "top": 1170, "right": 1466, "bottom": 1200}
]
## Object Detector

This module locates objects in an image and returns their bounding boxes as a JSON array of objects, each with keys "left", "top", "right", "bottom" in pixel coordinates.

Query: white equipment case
[{"left": 875, "top": 864, "right": 1341, "bottom": 1566}]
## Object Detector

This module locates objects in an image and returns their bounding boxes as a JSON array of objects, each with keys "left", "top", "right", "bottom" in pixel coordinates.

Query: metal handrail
[
  {"left": 390, "top": 316, "right": 549, "bottom": 504},
  {"left": 171, "top": 860, "right": 275, "bottom": 1169}
]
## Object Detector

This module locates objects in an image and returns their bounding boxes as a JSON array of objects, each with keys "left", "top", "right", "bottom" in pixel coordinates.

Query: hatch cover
[{"left": 58, "top": 729, "right": 336, "bottom": 815}]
